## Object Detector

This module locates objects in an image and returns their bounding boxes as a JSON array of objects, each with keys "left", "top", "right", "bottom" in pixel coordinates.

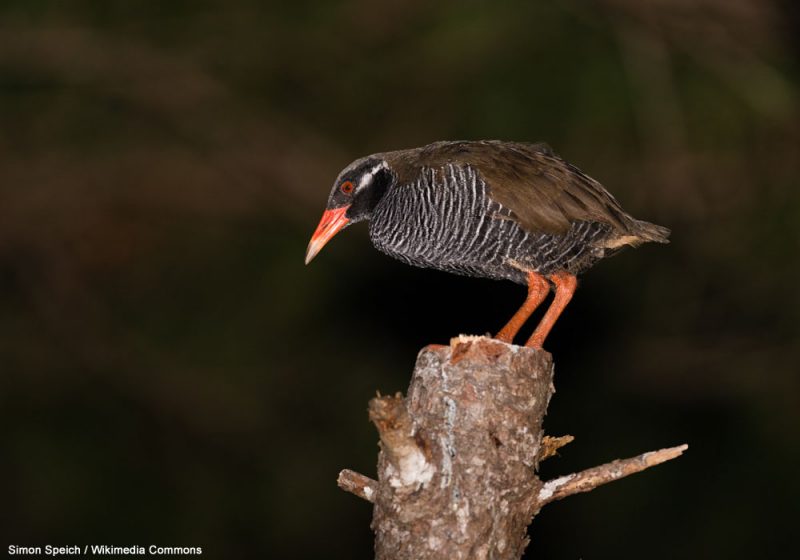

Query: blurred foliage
[{"left": 0, "top": 1, "right": 798, "bottom": 558}]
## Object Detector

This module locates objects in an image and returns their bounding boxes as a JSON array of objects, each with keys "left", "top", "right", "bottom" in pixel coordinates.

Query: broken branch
[
  {"left": 537, "top": 444, "right": 688, "bottom": 506},
  {"left": 337, "top": 469, "right": 377, "bottom": 502}
]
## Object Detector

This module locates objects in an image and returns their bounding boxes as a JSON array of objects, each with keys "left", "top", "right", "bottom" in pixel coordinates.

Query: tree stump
[{"left": 338, "top": 336, "right": 686, "bottom": 560}]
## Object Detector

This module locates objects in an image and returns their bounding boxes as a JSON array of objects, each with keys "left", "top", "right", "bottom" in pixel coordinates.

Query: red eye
[{"left": 340, "top": 181, "right": 354, "bottom": 194}]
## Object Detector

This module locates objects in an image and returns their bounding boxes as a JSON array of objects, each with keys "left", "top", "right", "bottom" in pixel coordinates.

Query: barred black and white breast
[
  {"left": 368, "top": 161, "right": 618, "bottom": 283},
  {"left": 305, "top": 140, "right": 670, "bottom": 348}
]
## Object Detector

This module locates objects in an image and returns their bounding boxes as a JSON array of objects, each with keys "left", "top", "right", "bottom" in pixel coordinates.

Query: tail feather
[{"left": 633, "top": 219, "right": 671, "bottom": 244}]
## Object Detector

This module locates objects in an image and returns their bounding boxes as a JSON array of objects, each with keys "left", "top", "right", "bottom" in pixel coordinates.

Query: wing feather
[{"left": 386, "top": 140, "right": 667, "bottom": 242}]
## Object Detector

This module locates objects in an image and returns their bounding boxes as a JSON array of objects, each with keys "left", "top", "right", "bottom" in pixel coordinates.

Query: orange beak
[{"left": 305, "top": 206, "right": 350, "bottom": 264}]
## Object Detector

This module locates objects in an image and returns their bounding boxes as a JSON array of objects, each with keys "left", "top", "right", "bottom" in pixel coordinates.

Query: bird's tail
[{"left": 633, "top": 219, "right": 671, "bottom": 244}]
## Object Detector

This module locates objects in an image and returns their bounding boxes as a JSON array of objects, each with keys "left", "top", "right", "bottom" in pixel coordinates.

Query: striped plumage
[
  {"left": 369, "top": 162, "right": 614, "bottom": 282},
  {"left": 306, "top": 140, "right": 669, "bottom": 349}
]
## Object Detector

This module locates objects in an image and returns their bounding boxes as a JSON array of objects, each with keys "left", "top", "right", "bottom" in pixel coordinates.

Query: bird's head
[{"left": 305, "top": 156, "right": 394, "bottom": 264}]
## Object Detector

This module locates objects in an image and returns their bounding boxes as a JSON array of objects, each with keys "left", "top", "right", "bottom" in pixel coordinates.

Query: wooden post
[{"left": 338, "top": 336, "right": 686, "bottom": 560}]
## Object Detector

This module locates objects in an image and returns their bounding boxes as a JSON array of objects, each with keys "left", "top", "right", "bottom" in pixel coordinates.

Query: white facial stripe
[{"left": 355, "top": 161, "right": 388, "bottom": 194}]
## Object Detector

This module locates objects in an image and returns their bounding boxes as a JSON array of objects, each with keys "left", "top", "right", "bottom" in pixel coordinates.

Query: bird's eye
[{"left": 340, "top": 181, "right": 354, "bottom": 194}]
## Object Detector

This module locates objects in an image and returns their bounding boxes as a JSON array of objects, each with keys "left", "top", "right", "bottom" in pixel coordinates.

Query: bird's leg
[
  {"left": 495, "top": 271, "right": 550, "bottom": 344},
  {"left": 525, "top": 272, "right": 577, "bottom": 349}
]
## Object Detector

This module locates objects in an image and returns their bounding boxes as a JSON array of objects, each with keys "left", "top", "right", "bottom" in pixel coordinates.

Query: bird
[{"left": 305, "top": 140, "right": 669, "bottom": 349}]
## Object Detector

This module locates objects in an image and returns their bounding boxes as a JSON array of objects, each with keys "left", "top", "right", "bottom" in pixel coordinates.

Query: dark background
[{"left": 1, "top": 1, "right": 798, "bottom": 558}]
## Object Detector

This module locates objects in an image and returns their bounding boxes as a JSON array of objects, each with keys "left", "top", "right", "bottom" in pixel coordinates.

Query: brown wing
[
  {"left": 386, "top": 140, "right": 668, "bottom": 242},
  {"left": 475, "top": 141, "right": 634, "bottom": 235}
]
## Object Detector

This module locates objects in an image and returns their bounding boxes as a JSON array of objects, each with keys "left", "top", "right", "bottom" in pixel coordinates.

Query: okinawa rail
[{"left": 306, "top": 140, "right": 669, "bottom": 349}]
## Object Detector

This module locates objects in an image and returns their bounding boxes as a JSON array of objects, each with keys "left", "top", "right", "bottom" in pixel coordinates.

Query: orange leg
[
  {"left": 525, "top": 272, "right": 577, "bottom": 349},
  {"left": 495, "top": 272, "right": 550, "bottom": 344}
]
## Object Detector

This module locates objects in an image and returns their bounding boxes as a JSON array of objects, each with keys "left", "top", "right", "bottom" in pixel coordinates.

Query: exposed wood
[{"left": 338, "top": 335, "right": 686, "bottom": 559}]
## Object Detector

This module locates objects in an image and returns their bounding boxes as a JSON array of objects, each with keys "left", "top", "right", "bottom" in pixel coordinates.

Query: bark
[{"left": 339, "top": 335, "right": 686, "bottom": 560}]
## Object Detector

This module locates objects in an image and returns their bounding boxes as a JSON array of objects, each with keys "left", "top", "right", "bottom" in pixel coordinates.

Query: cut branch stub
[
  {"left": 338, "top": 335, "right": 687, "bottom": 560},
  {"left": 370, "top": 336, "right": 555, "bottom": 560},
  {"left": 338, "top": 469, "right": 377, "bottom": 503}
]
